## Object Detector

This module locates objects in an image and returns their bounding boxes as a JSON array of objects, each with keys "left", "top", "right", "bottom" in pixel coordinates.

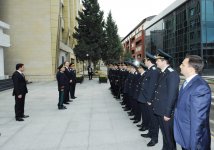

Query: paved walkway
[{"left": 0, "top": 79, "right": 213, "bottom": 150}]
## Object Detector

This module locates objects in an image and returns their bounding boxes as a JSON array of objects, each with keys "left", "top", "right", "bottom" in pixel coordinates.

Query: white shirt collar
[
  {"left": 17, "top": 70, "right": 22, "bottom": 74},
  {"left": 148, "top": 64, "right": 155, "bottom": 70},
  {"left": 161, "top": 65, "right": 169, "bottom": 72},
  {"left": 185, "top": 74, "right": 198, "bottom": 83}
]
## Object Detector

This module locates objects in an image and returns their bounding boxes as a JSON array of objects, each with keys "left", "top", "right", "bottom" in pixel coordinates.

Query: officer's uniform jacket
[
  {"left": 153, "top": 66, "right": 180, "bottom": 117},
  {"left": 137, "top": 65, "right": 160, "bottom": 103}
]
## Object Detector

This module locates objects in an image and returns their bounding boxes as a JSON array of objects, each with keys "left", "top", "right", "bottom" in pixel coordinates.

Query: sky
[{"left": 98, "top": 0, "right": 176, "bottom": 38}]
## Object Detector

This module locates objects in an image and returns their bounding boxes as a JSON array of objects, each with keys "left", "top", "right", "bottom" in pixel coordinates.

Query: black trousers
[
  {"left": 15, "top": 94, "right": 26, "bottom": 118},
  {"left": 88, "top": 73, "right": 93, "bottom": 80},
  {"left": 139, "top": 102, "right": 150, "bottom": 128},
  {"left": 157, "top": 115, "right": 176, "bottom": 150},
  {"left": 64, "top": 88, "right": 69, "bottom": 103},
  {"left": 69, "top": 83, "right": 76, "bottom": 98},
  {"left": 147, "top": 104, "right": 159, "bottom": 141}
]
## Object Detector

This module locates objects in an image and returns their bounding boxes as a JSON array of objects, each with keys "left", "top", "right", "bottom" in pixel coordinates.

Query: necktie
[{"left": 183, "top": 80, "right": 188, "bottom": 89}]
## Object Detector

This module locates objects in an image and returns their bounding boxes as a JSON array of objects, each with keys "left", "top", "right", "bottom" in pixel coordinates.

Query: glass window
[
  {"left": 207, "top": 27, "right": 214, "bottom": 43},
  {"left": 206, "top": 0, "right": 214, "bottom": 21},
  {"left": 190, "top": 8, "right": 194, "bottom": 16}
]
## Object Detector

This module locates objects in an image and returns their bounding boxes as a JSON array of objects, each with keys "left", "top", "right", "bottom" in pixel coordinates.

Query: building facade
[
  {"left": 0, "top": 0, "right": 81, "bottom": 81},
  {"left": 0, "top": 21, "right": 10, "bottom": 79},
  {"left": 121, "top": 16, "right": 155, "bottom": 61},
  {"left": 144, "top": 0, "right": 214, "bottom": 74}
]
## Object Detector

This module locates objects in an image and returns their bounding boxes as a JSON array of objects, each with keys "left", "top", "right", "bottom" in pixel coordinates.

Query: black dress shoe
[
  {"left": 147, "top": 139, "right": 158, "bottom": 147},
  {"left": 58, "top": 107, "right": 66, "bottom": 110},
  {"left": 64, "top": 102, "right": 69, "bottom": 104},
  {"left": 137, "top": 124, "right": 143, "bottom": 127},
  {"left": 68, "top": 100, "right": 73, "bottom": 102},
  {"left": 130, "top": 117, "right": 136, "bottom": 120},
  {"left": 133, "top": 120, "right": 140, "bottom": 124},
  {"left": 71, "top": 97, "right": 76, "bottom": 99},
  {"left": 141, "top": 133, "right": 151, "bottom": 138},
  {"left": 139, "top": 126, "right": 149, "bottom": 131},
  {"left": 22, "top": 115, "right": 29, "bottom": 118},
  {"left": 16, "top": 118, "right": 24, "bottom": 121}
]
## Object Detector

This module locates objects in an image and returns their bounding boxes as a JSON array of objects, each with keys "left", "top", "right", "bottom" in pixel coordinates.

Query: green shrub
[
  {"left": 76, "top": 75, "right": 84, "bottom": 83},
  {"left": 99, "top": 75, "right": 107, "bottom": 83}
]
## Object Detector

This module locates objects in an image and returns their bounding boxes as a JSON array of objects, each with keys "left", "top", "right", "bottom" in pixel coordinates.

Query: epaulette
[
  {"left": 152, "top": 67, "right": 156, "bottom": 70},
  {"left": 168, "top": 67, "right": 174, "bottom": 72}
]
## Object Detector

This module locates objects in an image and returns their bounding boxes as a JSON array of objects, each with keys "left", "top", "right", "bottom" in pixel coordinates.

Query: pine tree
[
  {"left": 73, "top": 0, "right": 106, "bottom": 67},
  {"left": 102, "top": 11, "right": 123, "bottom": 64}
]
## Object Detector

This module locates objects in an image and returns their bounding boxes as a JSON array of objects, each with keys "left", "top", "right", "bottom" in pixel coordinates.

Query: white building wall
[{"left": 0, "top": 20, "right": 10, "bottom": 79}]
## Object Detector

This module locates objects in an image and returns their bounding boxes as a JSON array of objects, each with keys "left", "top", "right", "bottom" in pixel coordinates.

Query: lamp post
[{"left": 86, "top": 53, "right": 89, "bottom": 74}]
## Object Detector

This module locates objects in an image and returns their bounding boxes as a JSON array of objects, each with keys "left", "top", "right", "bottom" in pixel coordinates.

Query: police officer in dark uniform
[
  {"left": 132, "top": 62, "right": 147, "bottom": 124},
  {"left": 140, "top": 52, "right": 161, "bottom": 147},
  {"left": 56, "top": 64, "right": 68, "bottom": 110},
  {"left": 153, "top": 49, "right": 180, "bottom": 150}
]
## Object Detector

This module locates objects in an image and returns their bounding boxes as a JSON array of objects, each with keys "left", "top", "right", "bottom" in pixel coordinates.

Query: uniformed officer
[
  {"left": 153, "top": 49, "right": 180, "bottom": 150},
  {"left": 56, "top": 64, "right": 69, "bottom": 110},
  {"left": 132, "top": 62, "right": 147, "bottom": 124},
  {"left": 140, "top": 52, "right": 161, "bottom": 147}
]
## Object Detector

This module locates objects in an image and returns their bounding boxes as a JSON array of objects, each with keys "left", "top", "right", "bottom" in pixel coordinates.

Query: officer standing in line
[
  {"left": 69, "top": 63, "right": 77, "bottom": 99},
  {"left": 153, "top": 49, "right": 180, "bottom": 150},
  {"left": 63, "top": 61, "right": 72, "bottom": 104},
  {"left": 135, "top": 62, "right": 147, "bottom": 127},
  {"left": 56, "top": 64, "right": 68, "bottom": 110},
  {"left": 132, "top": 62, "right": 147, "bottom": 124},
  {"left": 129, "top": 61, "right": 141, "bottom": 123},
  {"left": 140, "top": 52, "right": 161, "bottom": 147}
]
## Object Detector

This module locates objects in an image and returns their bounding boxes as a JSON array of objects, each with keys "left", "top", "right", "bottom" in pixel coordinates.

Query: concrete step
[{"left": 0, "top": 79, "right": 13, "bottom": 92}]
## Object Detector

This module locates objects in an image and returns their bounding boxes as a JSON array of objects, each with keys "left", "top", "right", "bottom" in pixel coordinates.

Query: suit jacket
[
  {"left": 137, "top": 65, "right": 160, "bottom": 103},
  {"left": 69, "top": 68, "right": 77, "bottom": 84},
  {"left": 153, "top": 66, "right": 180, "bottom": 117},
  {"left": 12, "top": 71, "right": 28, "bottom": 96},
  {"left": 56, "top": 71, "right": 69, "bottom": 91},
  {"left": 174, "top": 75, "right": 211, "bottom": 150}
]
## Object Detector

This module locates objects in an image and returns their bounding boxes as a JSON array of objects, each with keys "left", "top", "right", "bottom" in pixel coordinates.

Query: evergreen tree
[
  {"left": 73, "top": 0, "right": 106, "bottom": 66},
  {"left": 102, "top": 11, "right": 123, "bottom": 64}
]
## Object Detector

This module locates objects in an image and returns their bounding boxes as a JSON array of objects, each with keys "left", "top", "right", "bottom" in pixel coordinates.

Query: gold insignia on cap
[{"left": 154, "top": 54, "right": 164, "bottom": 59}]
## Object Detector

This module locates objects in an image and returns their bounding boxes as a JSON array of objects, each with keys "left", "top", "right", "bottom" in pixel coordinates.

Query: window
[
  {"left": 190, "top": 32, "right": 194, "bottom": 40},
  {"left": 62, "top": 56, "right": 64, "bottom": 64},
  {"left": 190, "top": 8, "right": 194, "bottom": 17}
]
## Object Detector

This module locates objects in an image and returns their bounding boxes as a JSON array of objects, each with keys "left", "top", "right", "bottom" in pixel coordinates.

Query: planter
[
  {"left": 76, "top": 75, "right": 84, "bottom": 83},
  {"left": 99, "top": 75, "right": 107, "bottom": 83}
]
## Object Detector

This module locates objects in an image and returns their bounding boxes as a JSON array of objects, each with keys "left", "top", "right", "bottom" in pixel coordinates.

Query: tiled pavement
[{"left": 0, "top": 79, "right": 213, "bottom": 150}]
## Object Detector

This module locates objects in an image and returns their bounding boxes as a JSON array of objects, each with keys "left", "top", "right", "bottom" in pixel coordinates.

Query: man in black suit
[
  {"left": 63, "top": 61, "right": 72, "bottom": 104},
  {"left": 87, "top": 65, "right": 93, "bottom": 80},
  {"left": 69, "top": 63, "right": 77, "bottom": 99},
  {"left": 12, "top": 63, "right": 29, "bottom": 121}
]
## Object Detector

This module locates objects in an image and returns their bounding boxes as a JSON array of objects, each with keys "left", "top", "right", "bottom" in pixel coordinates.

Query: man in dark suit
[
  {"left": 64, "top": 61, "right": 73, "bottom": 103},
  {"left": 153, "top": 49, "right": 180, "bottom": 150},
  {"left": 140, "top": 52, "right": 161, "bottom": 147},
  {"left": 174, "top": 55, "right": 211, "bottom": 150},
  {"left": 12, "top": 63, "right": 29, "bottom": 121},
  {"left": 87, "top": 65, "right": 93, "bottom": 80},
  {"left": 69, "top": 63, "right": 77, "bottom": 99}
]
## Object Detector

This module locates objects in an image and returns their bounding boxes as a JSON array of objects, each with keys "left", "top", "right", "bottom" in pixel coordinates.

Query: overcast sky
[{"left": 98, "top": 0, "right": 176, "bottom": 38}]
